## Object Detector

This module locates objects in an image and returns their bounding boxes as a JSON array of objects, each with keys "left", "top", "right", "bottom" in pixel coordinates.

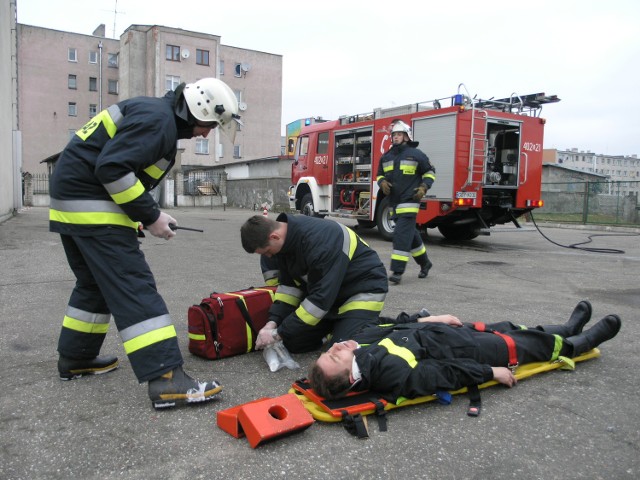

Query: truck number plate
[{"left": 455, "top": 192, "right": 477, "bottom": 199}]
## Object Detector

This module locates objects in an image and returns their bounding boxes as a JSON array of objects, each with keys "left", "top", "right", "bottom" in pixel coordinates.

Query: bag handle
[{"left": 235, "top": 297, "right": 259, "bottom": 336}]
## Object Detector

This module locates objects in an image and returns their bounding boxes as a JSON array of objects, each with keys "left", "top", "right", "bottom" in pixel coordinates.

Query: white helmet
[
  {"left": 391, "top": 120, "right": 412, "bottom": 141},
  {"left": 183, "top": 78, "right": 242, "bottom": 141}
]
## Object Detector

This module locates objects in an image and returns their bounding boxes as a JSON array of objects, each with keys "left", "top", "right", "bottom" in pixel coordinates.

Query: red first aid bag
[{"left": 188, "top": 286, "right": 276, "bottom": 360}]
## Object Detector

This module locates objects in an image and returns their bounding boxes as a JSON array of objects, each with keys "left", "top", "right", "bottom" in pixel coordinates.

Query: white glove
[{"left": 146, "top": 211, "right": 177, "bottom": 240}]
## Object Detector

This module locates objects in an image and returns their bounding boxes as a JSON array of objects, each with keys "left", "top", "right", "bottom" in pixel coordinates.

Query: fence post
[{"left": 582, "top": 181, "right": 589, "bottom": 224}]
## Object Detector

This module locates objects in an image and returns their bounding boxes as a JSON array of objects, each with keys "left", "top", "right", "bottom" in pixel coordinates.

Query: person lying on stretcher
[{"left": 307, "top": 301, "right": 621, "bottom": 402}]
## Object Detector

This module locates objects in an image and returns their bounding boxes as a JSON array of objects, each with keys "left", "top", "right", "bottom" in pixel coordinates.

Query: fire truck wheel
[
  {"left": 301, "top": 193, "right": 324, "bottom": 218},
  {"left": 437, "top": 224, "right": 480, "bottom": 241},
  {"left": 376, "top": 197, "right": 395, "bottom": 242}
]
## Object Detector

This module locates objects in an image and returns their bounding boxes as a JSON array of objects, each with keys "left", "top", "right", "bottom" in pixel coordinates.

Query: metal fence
[
  {"left": 22, "top": 173, "right": 640, "bottom": 226},
  {"left": 537, "top": 180, "right": 640, "bottom": 226}
]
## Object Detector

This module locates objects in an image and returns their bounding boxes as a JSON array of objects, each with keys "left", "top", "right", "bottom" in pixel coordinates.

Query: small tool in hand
[{"left": 169, "top": 223, "right": 204, "bottom": 233}]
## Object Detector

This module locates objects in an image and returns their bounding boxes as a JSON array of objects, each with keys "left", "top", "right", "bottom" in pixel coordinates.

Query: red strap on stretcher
[{"left": 472, "top": 322, "right": 518, "bottom": 371}]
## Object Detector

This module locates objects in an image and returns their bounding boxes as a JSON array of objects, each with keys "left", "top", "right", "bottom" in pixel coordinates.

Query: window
[
  {"left": 299, "top": 136, "right": 309, "bottom": 156},
  {"left": 89, "top": 104, "right": 97, "bottom": 117},
  {"left": 217, "top": 143, "right": 224, "bottom": 159},
  {"left": 234, "top": 89, "right": 243, "bottom": 104},
  {"left": 89, "top": 51, "right": 98, "bottom": 64},
  {"left": 68, "top": 102, "right": 77, "bottom": 116},
  {"left": 166, "top": 45, "right": 180, "bottom": 61},
  {"left": 317, "top": 132, "right": 329, "bottom": 154},
  {"left": 108, "top": 79, "right": 119, "bottom": 94},
  {"left": 234, "top": 63, "right": 242, "bottom": 77},
  {"left": 219, "top": 59, "right": 225, "bottom": 75},
  {"left": 107, "top": 53, "right": 118, "bottom": 68},
  {"left": 195, "top": 138, "right": 209, "bottom": 154},
  {"left": 68, "top": 48, "right": 77, "bottom": 62},
  {"left": 68, "top": 74, "right": 77, "bottom": 89},
  {"left": 233, "top": 145, "right": 242, "bottom": 158},
  {"left": 89, "top": 77, "right": 97, "bottom": 91},
  {"left": 196, "top": 49, "right": 210, "bottom": 66},
  {"left": 165, "top": 75, "right": 181, "bottom": 92}
]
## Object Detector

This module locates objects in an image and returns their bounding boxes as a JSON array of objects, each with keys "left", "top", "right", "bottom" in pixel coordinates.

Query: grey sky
[{"left": 16, "top": 0, "right": 640, "bottom": 156}]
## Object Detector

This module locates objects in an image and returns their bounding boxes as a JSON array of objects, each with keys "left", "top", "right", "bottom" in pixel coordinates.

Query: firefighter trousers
[
  {"left": 57, "top": 230, "right": 183, "bottom": 382},
  {"left": 283, "top": 308, "right": 383, "bottom": 354},
  {"left": 390, "top": 213, "right": 428, "bottom": 275},
  {"left": 471, "top": 321, "right": 569, "bottom": 366}
]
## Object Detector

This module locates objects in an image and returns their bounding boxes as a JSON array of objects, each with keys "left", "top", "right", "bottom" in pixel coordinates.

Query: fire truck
[{"left": 287, "top": 85, "right": 560, "bottom": 241}]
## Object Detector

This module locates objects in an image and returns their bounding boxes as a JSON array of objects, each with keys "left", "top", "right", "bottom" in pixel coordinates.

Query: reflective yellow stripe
[
  {"left": 338, "top": 300, "right": 384, "bottom": 315},
  {"left": 274, "top": 292, "right": 300, "bottom": 307},
  {"left": 76, "top": 109, "right": 117, "bottom": 140},
  {"left": 391, "top": 253, "right": 409, "bottom": 262},
  {"left": 255, "top": 288, "right": 276, "bottom": 301},
  {"left": 50, "top": 209, "right": 138, "bottom": 229},
  {"left": 551, "top": 334, "right": 563, "bottom": 361},
  {"left": 188, "top": 332, "right": 206, "bottom": 341},
  {"left": 379, "top": 338, "right": 417, "bottom": 367},
  {"left": 123, "top": 325, "right": 177, "bottom": 354},
  {"left": 62, "top": 315, "right": 109, "bottom": 334},
  {"left": 296, "top": 305, "right": 321, "bottom": 326},
  {"left": 411, "top": 245, "right": 426, "bottom": 257},
  {"left": 144, "top": 164, "right": 164, "bottom": 180},
  {"left": 423, "top": 173, "right": 436, "bottom": 181},
  {"left": 110, "top": 180, "right": 145, "bottom": 205},
  {"left": 395, "top": 206, "right": 419, "bottom": 214}
]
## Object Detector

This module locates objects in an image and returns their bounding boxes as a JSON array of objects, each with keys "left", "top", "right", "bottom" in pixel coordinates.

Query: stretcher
[{"left": 290, "top": 348, "right": 601, "bottom": 427}]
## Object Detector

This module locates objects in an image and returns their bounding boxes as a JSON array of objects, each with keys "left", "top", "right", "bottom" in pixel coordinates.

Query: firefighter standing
[
  {"left": 240, "top": 214, "right": 389, "bottom": 353},
  {"left": 309, "top": 301, "right": 622, "bottom": 402},
  {"left": 377, "top": 121, "right": 436, "bottom": 284},
  {"left": 50, "top": 78, "right": 240, "bottom": 409}
]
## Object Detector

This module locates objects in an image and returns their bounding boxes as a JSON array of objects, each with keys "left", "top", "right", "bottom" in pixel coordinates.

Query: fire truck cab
[{"left": 288, "top": 86, "right": 559, "bottom": 241}]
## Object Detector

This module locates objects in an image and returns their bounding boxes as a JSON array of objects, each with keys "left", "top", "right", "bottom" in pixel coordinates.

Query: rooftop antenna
[{"left": 112, "top": 0, "right": 125, "bottom": 38}]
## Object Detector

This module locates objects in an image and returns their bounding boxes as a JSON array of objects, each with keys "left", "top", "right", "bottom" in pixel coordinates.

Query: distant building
[
  {"left": 543, "top": 148, "right": 639, "bottom": 196},
  {"left": 17, "top": 23, "right": 282, "bottom": 174}
]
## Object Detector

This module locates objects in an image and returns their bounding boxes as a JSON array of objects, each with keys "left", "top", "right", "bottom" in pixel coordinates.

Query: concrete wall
[{"left": 0, "top": 0, "right": 18, "bottom": 222}]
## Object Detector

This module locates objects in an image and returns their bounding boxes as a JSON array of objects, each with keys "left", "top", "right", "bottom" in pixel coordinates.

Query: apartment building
[
  {"left": 543, "top": 148, "right": 640, "bottom": 196},
  {"left": 17, "top": 23, "right": 283, "bottom": 174}
]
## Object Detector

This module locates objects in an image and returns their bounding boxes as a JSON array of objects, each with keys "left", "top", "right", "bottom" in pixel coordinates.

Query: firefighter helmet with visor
[
  {"left": 183, "top": 78, "right": 242, "bottom": 141},
  {"left": 391, "top": 121, "right": 413, "bottom": 141}
]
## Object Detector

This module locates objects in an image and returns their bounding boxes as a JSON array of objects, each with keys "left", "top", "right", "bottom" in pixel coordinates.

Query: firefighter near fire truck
[
  {"left": 49, "top": 77, "right": 241, "bottom": 409},
  {"left": 377, "top": 120, "right": 436, "bottom": 284},
  {"left": 287, "top": 86, "right": 560, "bottom": 243}
]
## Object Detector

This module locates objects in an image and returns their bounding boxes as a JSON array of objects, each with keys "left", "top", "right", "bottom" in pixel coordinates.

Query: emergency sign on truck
[{"left": 287, "top": 85, "right": 560, "bottom": 241}]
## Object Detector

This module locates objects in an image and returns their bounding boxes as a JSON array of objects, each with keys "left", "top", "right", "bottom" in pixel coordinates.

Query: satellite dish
[
  {"left": 181, "top": 49, "right": 190, "bottom": 59},
  {"left": 238, "top": 102, "right": 247, "bottom": 111},
  {"left": 240, "top": 63, "right": 251, "bottom": 72}
]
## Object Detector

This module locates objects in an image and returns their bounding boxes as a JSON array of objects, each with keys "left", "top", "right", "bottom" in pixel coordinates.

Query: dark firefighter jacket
[
  {"left": 376, "top": 141, "right": 436, "bottom": 212},
  {"left": 49, "top": 91, "right": 193, "bottom": 235},
  {"left": 352, "top": 321, "right": 496, "bottom": 403},
  {"left": 269, "top": 213, "right": 388, "bottom": 337}
]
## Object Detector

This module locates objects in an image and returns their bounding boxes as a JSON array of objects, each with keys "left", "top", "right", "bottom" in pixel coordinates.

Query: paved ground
[{"left": 1, "top": 207, "right": 638, "bottom": 480}]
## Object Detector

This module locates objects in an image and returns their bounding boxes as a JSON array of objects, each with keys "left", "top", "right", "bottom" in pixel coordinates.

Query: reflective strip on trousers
[
  {"left": 338, "top": 292, "right": 386, "bottom": 315},
  {"left": 120, "top": 314, "right": 177, "bottom": 355},
  {"left": 62, "top": 306, "right": 111, "bottom": 334}
]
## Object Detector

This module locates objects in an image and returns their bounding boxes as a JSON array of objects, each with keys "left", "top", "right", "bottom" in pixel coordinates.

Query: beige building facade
[
  {"left": 543, "top": 148, "right": 640, "bottom": 197},
  {"left": 18, "top": 23, "right": 283, "bottom": 174}
]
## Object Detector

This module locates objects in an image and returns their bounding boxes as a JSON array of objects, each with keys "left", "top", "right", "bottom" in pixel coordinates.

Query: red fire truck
[{"left": 287, "top": 85, "right": 560, "bottom": 241}]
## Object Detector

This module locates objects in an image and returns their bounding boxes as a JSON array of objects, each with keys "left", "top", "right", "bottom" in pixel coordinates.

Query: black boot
[
  {"left": 148, "top": 365, "right": 222, "bottom": 410},
  {"left": 565, "top": 314, "right": 621, "bottom": 357},
  {"left": 418, "top": 259, "right": 433, "bottom": 278},
  {"left": 58, "top": 354, "right": 119, "bottom": 380},
  {"left": 538, "top": 300, "right": 593, "bottom": 337},
  {"left": 566, "top": 300, "right": 592, "bottom": 336}
]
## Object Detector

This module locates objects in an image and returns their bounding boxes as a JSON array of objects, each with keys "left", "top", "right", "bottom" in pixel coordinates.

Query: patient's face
[{"left": 316, "top": 340, "right": 357, "bottom": 377}]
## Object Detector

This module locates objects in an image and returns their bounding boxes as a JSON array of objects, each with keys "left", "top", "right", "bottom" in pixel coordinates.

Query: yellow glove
[
  {"left": 380, "top": 179, "right": 392, "bottom": 196},
  {"left": 413, "top": 183, "right": 427, "bottom": 201}
]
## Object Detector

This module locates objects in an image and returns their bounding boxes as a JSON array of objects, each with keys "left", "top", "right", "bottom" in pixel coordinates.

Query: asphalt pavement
[{"left": 1, "top": 207, "right": 638, "bottom": 480}]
